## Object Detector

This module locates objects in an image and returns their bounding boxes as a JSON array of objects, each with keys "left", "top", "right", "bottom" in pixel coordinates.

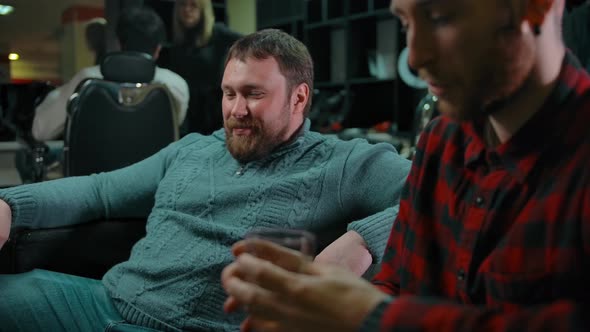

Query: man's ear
[
  {"left": 524, "top": 0, "right": 554, "bottom": 29},
  {"left": 291, "top": 83, "right": 310, "bottom": 115},
  {"left": 502, "top": 0, "right": 554, "bottom": 34}
]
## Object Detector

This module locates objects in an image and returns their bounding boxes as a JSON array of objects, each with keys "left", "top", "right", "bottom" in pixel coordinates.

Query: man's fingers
[
  {"left": 223, "top": 296, "right": 240, "bottom": 313},
  {"left": 246, "top": 317, "right": 283, "bottom": 332},
  {"left": 241, "top": 316, "right": 283, "bottom": 332},
  {"left": 232, "top": 253, "right": 310, "bottom": 296},
  {"left": 0, "top": 199, "right": 11, "bottom": 250},
  {"left": 232, "top": 239, "right": 310, "bottom": 273},
  {"left": 224, "top": 266, "right": 302, "bottom": 321}
]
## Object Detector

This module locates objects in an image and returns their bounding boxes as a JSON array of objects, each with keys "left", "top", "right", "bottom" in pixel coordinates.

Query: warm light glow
[
  {"left": 0, "top": 5, "right": 14, "bottom": 15},
  {"left": 8, "top": 53, "right": 19, "bottom": 61}
]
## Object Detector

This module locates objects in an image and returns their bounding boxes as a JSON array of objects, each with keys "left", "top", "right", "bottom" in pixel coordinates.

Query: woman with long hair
[{"left": 160, "top": 0, "right": 241, "bottom": 135}]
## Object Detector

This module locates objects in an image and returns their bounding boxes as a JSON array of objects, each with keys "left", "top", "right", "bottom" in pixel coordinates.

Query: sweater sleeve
[
  {"left": 339, "top": 140, "right": 411, "bottom": 264},
  {"left": 0, "top": 136, "right": 195, "bottom": 230}
]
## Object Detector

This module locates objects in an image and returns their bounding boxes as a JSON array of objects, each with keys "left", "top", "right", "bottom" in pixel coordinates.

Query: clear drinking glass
[{"left": 244, "top": 227, "right": 317, "bottom": 257}]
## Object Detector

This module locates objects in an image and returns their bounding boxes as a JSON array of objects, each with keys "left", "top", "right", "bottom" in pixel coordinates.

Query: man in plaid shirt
[{"left": 222, "top": 0, "right": 590, "bottom": 331}]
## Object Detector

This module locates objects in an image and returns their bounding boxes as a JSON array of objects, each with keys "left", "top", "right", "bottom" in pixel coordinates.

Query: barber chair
[
  {"left": 0, "top": 53, "right": 180, "bottom": 279},
  {"left": 0, "top": 218, "right": 146, "bottom": 279},
  {"left": 64, "top": 51, "right": 178, "bottom": 176}
]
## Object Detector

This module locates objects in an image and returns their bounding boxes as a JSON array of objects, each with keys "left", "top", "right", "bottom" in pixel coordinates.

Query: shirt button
[
  {"left": 475, "top": 196, "right": 484, "bottom": 207},
  {"left": 457, "top": 269, "right": 466, "bottom": 281}
]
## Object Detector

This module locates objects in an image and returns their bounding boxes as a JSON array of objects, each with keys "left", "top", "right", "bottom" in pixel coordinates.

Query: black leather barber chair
[
  {"left": 64, "top": 51, "right": 178, "bottom": 176},
  {"left": 0, "top": 53, "right": 179, "bottom": 279},
  {"left": 0, "top": 218, "right": 146, "bottom": 279}
]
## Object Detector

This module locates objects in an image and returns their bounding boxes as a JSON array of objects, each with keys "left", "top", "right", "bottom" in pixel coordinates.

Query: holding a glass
[
  {"left": 222, "top": 228, "right": 387, "bottom": 332},
  {"left": 244, "top": 227, "right": 317, "bottom": 257}
]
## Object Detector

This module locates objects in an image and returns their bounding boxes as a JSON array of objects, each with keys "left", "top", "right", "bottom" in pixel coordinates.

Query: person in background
[
  {"left": 85, "top": 17, "right": 107, "bottom": 65},
  {"left": 222, "top": 0, "right": 590, "bottom": 331},
  {"left": 0, "top": 29, "right": 411, "bottom": 331},
  {"left": 158, "top": 0, "right": 241, "bottom": 136},
  {"left": 32, "top": 6, "right": 189, "bottom": 142}
]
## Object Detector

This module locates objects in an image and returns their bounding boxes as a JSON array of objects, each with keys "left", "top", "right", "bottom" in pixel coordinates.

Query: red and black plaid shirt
[{"left": 369, "top": 52, "right": 590, "bottom": 332}]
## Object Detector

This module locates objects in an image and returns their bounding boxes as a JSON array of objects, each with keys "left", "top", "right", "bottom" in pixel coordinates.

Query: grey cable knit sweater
[{"left": 0, "top": 121, "right": 410, "bottom": 331}]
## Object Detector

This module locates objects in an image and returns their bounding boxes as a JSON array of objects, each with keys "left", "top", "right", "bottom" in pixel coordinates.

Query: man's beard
[
  {"left": 225, "top": 115, "right": 290, "bottom": 163},
  {"left": 436, "top": 30, "right": 536, "bottom": 122}
]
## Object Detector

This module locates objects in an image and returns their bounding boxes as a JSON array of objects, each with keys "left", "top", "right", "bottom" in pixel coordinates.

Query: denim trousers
[{"left": 0, "top": 269, "right": 161, "bottom": 332}]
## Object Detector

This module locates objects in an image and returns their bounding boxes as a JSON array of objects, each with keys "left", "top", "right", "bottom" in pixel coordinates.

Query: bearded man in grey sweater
[{"left": 0, "top": 29, "right": 410, "bottom": 331}]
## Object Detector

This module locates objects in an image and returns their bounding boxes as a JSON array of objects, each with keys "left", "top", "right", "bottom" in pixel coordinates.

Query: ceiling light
[
  {"left": 0, "top": 5, "right": 14, "bottom": 15},
  {"left": 8, "top": 53, "right": 19, "bottom": 61}
]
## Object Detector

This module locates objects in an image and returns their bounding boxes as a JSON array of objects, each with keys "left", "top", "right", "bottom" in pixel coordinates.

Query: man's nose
[
  {"left": 406, "top": 25, "right": 435, "bottom": 71},
  {"left": 230, "top": 96, "right": 248, "bottom": 118}
]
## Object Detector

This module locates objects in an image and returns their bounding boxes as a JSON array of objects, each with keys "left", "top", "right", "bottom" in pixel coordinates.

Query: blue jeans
[{"left": 0, "top": 270, "right": 161, "bottom": 332}]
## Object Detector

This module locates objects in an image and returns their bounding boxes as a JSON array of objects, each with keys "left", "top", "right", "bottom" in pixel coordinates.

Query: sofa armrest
[{"left": 0, "top": 218, "right": 146, "bottom": 279}]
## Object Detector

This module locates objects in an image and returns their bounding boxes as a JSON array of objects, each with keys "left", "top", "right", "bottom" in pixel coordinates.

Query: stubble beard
[{"left": 437, "top": 31, "right": 536, "bottom": 122}]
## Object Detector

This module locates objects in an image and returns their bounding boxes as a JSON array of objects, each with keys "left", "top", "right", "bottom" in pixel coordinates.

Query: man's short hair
[
  {"left": 225, "top": 29, "right": 314, "bottom": 115},
  {"left": 116, "top": 7, "right": 166, "bottom": 55}
]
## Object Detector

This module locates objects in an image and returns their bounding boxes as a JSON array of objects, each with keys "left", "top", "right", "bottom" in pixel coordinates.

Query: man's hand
[
  {"left": 314, "top": 230, "right": 373, "bottom": 276},
  {"left": 222, "top": 239, "right": 389, "bottom": 332},
  {"left": 0, "top": 199, "right": 11, "bottom": 250}
]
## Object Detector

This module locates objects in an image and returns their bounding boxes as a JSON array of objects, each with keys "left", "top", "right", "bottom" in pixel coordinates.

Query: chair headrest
[{"left": 100, "top": 52, "right": 156, "bottom": 83}]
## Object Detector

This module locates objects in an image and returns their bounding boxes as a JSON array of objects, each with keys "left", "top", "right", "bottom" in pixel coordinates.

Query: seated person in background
[
  {"left": 85, "top": 17, "right": 107, "bottom": 65},
  {"left": 222, "top": 0, "right": 590, "bottom": 331},
  {"left": 0, "top": 29, "right": 411, "bottom": 331},
  {"left": 32, "top": 6, "right": 189, "bottom": 141}
]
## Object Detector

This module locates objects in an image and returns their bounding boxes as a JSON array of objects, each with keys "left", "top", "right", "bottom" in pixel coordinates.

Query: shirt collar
[{"left": 463, "top": 51, "right": 588, "bottom": 183}]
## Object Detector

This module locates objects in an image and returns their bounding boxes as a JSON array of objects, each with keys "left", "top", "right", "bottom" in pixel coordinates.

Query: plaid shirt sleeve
[
  {"left": 367, "top": 53, "right": 590, "bottom": 332},
  {"left": 374, "top": 296, "right": 590, "bottom": 332}
]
